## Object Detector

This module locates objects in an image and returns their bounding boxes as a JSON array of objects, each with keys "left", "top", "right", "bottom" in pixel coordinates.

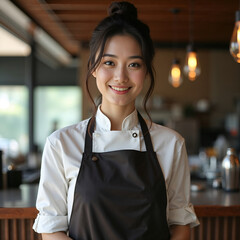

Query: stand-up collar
[{"left": 95, "top": 105, "right": 139, "bottom": 131}]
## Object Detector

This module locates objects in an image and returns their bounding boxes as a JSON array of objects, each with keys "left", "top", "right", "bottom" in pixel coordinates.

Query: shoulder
[
  {"left": 146, "top": 120, "right": 185, "bottom": 154},
  {"left": 47, "top": 118, "right": 90, "bottom": 147},
  {"left": 149, "top": 121, "right": 184, "bottom": 143}
]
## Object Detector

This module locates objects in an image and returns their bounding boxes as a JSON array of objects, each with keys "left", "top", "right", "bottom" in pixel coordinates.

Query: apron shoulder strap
[
  {"left": 137, "top": 112, "right": 154, "bottom": 153},
  {"left": 84, "top": 117, "right": 95, "bottom": 154}
]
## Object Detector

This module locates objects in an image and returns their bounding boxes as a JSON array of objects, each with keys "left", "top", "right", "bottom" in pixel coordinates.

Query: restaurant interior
[{"left": 0, "top": 0, "right": 240, "bottom": 239}]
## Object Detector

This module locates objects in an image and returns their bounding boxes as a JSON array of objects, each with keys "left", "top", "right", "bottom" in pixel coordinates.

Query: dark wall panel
[
  {"left": 0, "top": 57, "right": 26, "bottom": 85},
  {"left": 0, "top": 57, "right": 78, "bottom": 86}
]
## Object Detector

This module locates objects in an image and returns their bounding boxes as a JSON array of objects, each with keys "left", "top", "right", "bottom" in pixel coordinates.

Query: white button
[{"left": 132, "top": 132, "right": 138, "bottom": 138}]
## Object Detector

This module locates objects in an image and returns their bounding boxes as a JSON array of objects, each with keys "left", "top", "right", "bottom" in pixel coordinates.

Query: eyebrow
[{"left": 103, "top": 54, "right": 143, "bottom": 59}]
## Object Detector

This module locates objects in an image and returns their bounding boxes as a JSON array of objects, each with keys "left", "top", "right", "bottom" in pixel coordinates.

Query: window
[
  {"left": 0, "top": 86, "right": 82, "bottom": 157},
  {"left": 0, "top": 86, "right": 28, "bottom": 155},
  {"left": 35, "top": 86, "right": 82, "bottom": 151}
]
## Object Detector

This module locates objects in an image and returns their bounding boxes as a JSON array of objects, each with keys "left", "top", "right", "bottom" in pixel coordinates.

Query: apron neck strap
[
  {"left": 84, "top": 117, "right": 95, "bottom": 154},
  {"left": 137, "top": 111, "right": 154, "bottom": 153},
  {"left": 84, "top": 112, "right": 154, "bottom": 154}
]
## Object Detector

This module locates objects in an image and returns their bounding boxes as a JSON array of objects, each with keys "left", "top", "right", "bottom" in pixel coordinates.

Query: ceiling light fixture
[
  {"left": 169, "top": 59, "right": 183, "bottom": 88},
  {"left": 183, "top": 44, "right": 201, "bottom": 81},
  {"left": 183, "top": 0, "right": 201, "bottom": 81},
  {"left": 230, "top": 9, "right": 240, "bottom": 63},
  {"left": 169, "top": 8, "right": 183, "bottom": 88}
]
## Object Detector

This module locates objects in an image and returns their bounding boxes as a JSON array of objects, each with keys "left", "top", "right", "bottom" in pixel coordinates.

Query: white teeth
[{"left": 111, "top": 86, "right": 129, "bottom": 91}]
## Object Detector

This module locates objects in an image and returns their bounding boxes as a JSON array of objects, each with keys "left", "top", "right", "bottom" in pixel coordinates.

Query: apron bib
[{"left": 69, "top": 112, "right": 170, "bottom": 240}]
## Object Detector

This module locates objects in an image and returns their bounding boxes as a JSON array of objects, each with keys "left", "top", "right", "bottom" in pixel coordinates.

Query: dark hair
[{"left": 86, "top": 1, "right": 155, "bottom": 125}]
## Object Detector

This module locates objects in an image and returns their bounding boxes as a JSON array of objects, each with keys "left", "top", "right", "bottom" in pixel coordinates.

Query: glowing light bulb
[
  {"left": 188, "top": 52, "right": 197, "bottom": 69},
  {"left": 169, "top": 59, "right": 183, "bottom": 88},
  {"left": 183, "top": 44, "right": 201, "bottom": 81},
  {"left": 230, "top": 11, "right": 240, "bottom": 63}
]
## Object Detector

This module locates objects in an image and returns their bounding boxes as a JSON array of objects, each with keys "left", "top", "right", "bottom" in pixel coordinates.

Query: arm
[
  {"left": 42, "top": 232, "right": 72, "bottom": 240},
  {"left": 33, "top": 137, "right": 69, "bottom": 233},
  {"left": 170, "top": 225, "right": 190, "bottom": 240},
  {"left": 167, "top": 139, "right": 199, "bottom": 229}
]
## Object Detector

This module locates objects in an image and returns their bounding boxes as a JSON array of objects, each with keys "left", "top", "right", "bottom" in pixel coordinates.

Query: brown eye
[
  {"left": 104, "top": 61, "right": 114, "bottom": 66},
  {"left": 129, "top": 63, "right": 141, "bottom": 68}
]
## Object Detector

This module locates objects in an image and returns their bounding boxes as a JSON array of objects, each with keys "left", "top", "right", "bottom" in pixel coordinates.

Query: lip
[{"left": 109, "top": 85, "right": 131, "bottom": 94}]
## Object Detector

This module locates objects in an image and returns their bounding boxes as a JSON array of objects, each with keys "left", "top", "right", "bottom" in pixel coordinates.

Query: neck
[{"left": 100, "top": 103, "right": 135, "bottom": 130}]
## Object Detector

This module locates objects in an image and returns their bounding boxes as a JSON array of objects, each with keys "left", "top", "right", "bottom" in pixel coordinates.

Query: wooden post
[
  {"left": 79, "top": 45, "right": 99, "bottom": 120},
  {"left": 26, "top": 40, "right": 36, "bottom": 153}
]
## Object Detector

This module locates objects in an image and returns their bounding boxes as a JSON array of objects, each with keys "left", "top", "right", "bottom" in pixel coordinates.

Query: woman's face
[{"left": 93, "top": 34, "right": 146, "bottom": 112}]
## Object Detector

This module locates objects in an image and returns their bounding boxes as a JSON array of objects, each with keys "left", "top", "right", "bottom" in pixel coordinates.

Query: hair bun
[{"left": 108, "top": 2, "right": 138, "bottom": 19}]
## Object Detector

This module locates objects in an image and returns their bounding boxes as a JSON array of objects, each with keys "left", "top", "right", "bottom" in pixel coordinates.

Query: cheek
[
  {"left": 96, "top": 68, "right": 112, "bottom": 82},
  {"left": 96, "top": 69, "right": 111, "bottom": 92},
  {"left": 132, "top": 71, "right": 145, "bottom": 87}
]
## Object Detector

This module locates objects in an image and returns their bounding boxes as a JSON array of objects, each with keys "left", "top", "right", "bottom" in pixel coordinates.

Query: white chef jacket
[{"left": 33, "top": 107, "right": 199, "bottom": 233}]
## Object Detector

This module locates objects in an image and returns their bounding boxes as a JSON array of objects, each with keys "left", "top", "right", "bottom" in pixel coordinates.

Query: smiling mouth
[{"left": 110, "top": 86, "right": 131, "bottom": 92}]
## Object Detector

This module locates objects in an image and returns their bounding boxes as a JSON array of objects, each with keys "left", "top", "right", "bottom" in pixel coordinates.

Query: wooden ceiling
[{"left": 10, "top": 0, "right": 239, "bottom": 57}]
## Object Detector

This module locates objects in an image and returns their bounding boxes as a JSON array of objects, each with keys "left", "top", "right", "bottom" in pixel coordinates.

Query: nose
[{"left": 114, "top": 65, "right": 128, "bottom": 83}]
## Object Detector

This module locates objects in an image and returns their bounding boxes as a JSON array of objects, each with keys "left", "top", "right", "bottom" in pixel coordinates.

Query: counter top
[
  {"left": 0, "top": 184, "right": 38, "bottom": 208},
  {"left": 190, "top": 182, "right": 240, "bottom": 206},
  {"left": 1, "top": 184, "right": 239, "bottom": 240},
  {"left": 0, "top": 182, "right": 240, "bottom": 208}
]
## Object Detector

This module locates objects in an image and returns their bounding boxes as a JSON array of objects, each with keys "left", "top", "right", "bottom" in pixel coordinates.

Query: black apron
[{"left": 69, "top": 112, "right": 170, "bottom": 240}]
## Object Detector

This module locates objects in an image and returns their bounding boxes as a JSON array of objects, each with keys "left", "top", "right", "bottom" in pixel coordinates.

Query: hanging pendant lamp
[
  {"left": 230, "top": 10, "right": 240, "bottom": 63},
  {"left": 183, "top": 0, "right": 201, "bottom": 81},
  {"left": 183, "top": 44, "right": 201, "bottom": 81},
  {"left": 169, "top": 8, "right": 183, "bottom": 88},
  {"left": 169, "top": 58, "right": 183, "bottom": 88}
]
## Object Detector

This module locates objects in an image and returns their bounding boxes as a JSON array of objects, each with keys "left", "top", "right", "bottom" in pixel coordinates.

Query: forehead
[{"left": 104, "top": 34, "right": 142, "bottom": 55}]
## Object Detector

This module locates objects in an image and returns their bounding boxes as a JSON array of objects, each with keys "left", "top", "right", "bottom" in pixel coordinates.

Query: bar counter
[
  {"left": 1, "top": 182, "right": 240, "bottom": 207},
  {"left": 0, "top": 183, "right": 240, "bottom": 240}
]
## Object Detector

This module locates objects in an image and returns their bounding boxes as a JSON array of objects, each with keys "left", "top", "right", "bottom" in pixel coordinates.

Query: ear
[{"left": 92, "top": 70, "right": 96, "bottom": 78}]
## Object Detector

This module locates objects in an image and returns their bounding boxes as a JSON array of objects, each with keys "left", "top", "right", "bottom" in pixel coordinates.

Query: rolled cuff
[
  {"left": 33, "top": 213, "right": 68, "bottom": 233},
  {"left": 168, "top": 203, "right": 200, "bottom": 228}
]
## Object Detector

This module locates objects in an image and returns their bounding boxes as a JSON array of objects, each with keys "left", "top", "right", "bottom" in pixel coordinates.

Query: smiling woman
[{"left": 33, "top": 2, "right": 199, "bottom": 240}]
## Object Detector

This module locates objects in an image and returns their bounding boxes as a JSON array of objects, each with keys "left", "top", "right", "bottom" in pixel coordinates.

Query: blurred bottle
[
  {"left": 214, "top": 135, "right": 229, "bottom": 161},
  {"left": 7, "top": 163, "right": 22, "bottom": 189},
  {"left": 201, "top": 147, "right": 221, "bottom": 185},
  {"left": 222, "top": 148, "right": 240, "bottom": 191}
]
